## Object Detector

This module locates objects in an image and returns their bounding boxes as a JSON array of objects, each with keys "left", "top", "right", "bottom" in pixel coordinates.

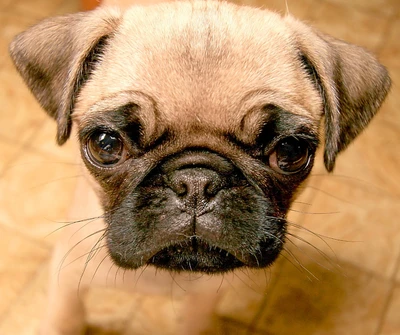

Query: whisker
[
  {"left": 288, "top": 208, "right": 340, "bottom": 215},
  {"left": 285, "top": 235, "right": 340, "bottom": 274},
  {"left": 169, "top": 272, "right": 186, "bottom": 292},
  {"left": 45, "top": 206, "right": 128, "bottom": 237},
  {"left": 257, "top": 227, "right": 319, "bottom": 281},
  {"left": 217, "top": 273, "right": 225, "bottom": 293},
  {"left": 47, "top": 205, "right": 133, "bottom": 239},
  {"left": 262, "top": 267, "right": 273, "bottom": 290},
  {"left": 46, "top": 216, "right": 104, "bottom": 237},
  {"left": 91, "top": 252, "right": 110, "bottom": 285},
  {"left": 301, "top": 185, "right": 360, "bottom": 207},
  {"left": 287, "top": 221, "right": 363, "bottom": 243},
  {"left": 62, "top": 242, "right": 107, "bottom": 269},
  {"left": 77, "top": 231, "right": 108, "bottom": 294},
  {"left": 135, "top": 264, "right": 150, "bottom": 290},
  {"left": 114, "top": 266, "right": 122, "bottom": 288},
  {"left": 291, "top": 201, "right": 312, "bottom": 206},
  {"left": 235, "top": 268, "right": 266, "bottom": 294},
  {"left": 280, "top": 249, "right": 320, "bottom": 282},
  {"left": 310, "top": 173, "right": 396, "bottom": 196},
  {"left": 58, "top": 228, "right": 106, "bottom": 277},
  {"left": 106, "top": 262, "right": 117, "bottom": 286},
  {"left": 28, "top": 174, "right": 83, "bottom": 191},
  {"left": 84, "top": 233, "right": 109, "bottom": 287}
]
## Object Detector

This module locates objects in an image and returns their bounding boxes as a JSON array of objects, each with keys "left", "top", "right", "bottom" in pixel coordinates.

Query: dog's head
[{"left": 10, "top": 1, "right": 390, "bottom": 273}]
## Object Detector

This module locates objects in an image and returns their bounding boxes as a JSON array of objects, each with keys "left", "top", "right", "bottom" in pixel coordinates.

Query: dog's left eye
[
  {"left": 269, "top": 137, "right": 311, "bottom": 174},
  {"left": 86, "top": 131, "right": 126, "bottom": 167}
]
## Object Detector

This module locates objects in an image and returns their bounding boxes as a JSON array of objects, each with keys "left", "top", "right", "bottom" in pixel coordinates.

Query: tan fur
[{"left": 9, "top": 1, "right": 390, "bottom": 334}]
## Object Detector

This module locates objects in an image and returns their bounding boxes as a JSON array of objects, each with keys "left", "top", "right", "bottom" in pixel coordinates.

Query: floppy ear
[
  {"left": 9, "top": 8, "right": 121, "bottom": 145},
  {"left": 288, "top": 17, "right": 391, "bottom": 172}
]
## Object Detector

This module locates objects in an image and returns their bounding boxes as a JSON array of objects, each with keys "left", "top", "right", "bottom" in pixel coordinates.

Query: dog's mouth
[
  {"left": 147, "top": 237, "right": 245, "bottom": 274},
  {"left": 105, "top": 149, "right": 289, "bottom": 273},
  {"left": 108, "top": 226, "right": 284, "bottom": 273}
]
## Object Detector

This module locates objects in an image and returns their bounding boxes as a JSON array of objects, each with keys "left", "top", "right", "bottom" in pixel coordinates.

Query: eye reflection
[
  {"left": 269, "top": 137, "right": 310, "bottom": 174},
  {"left": 87, "top": 131, "right": 125, "bottom": 166}
]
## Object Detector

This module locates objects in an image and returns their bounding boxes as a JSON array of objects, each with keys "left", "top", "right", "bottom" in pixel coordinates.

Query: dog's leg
[
  {"left": 178, "top": 291, "right": 221, "bottom": 335},
  {"left": 40, "top": 172, "right": 104, "bottom": 335},
  {"left": 177, "top": 284, "right": 223, "bottom": 335},
  {"left": 40, "top": 242, "right": 87, "bottom": 335}
]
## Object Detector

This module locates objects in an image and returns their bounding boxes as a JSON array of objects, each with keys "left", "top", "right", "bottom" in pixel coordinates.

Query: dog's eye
[
  {"left": 269, "top": 137, "right": 310, "bottom": 174},
  {"left": 87, "top": 131, "right": 126, "bottom": 166}
]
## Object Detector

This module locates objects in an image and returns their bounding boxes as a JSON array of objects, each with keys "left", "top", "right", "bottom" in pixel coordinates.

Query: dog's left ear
[
  {"left": 287, "top": 17, "right": 391, "bottom": 172},
  {"left": 9, "top": 8, "right": 121, "bottom": 145}
]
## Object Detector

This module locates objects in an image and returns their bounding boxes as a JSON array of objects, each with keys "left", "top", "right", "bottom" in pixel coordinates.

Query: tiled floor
[{"left": 0, "top": 0, "right": 399, "bottom": 334}]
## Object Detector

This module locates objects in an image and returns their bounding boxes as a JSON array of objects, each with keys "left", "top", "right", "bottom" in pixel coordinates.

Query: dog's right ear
[{"left": 9, "top": 8, "right": 121, "bottom": 145}]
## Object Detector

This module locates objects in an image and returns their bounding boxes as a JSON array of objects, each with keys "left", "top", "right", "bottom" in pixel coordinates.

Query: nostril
[
  {"left": 174, "top": 180, "right": 188, "bottom": 196},
  {"left": 166, "top": 168, "right": 224, "bottom": 200},
  {"left": 204, "top": 180, "right": 221, "bottom": 197}
]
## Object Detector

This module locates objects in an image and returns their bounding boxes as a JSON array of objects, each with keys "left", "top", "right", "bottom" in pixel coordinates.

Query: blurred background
[{"left": 0, "top": 0, "right": 399, "bottom": 334}]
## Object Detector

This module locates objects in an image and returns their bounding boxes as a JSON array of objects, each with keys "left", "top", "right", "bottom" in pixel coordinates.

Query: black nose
[{"left": 167, "top": 168, "right": 225, "bottom": 204}]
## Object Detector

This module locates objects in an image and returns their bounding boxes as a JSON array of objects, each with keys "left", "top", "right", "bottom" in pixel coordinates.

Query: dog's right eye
[
  {"left": 86, "top": 131, "right": 127, "bottom": 167},
  {"left": 268, "top": 137, "right": 311, "bottom": 174}
]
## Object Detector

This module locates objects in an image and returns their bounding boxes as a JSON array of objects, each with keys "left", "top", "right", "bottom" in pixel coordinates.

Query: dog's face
[{"left": 10, "top": 1, "right": 390, "bottom": 274}]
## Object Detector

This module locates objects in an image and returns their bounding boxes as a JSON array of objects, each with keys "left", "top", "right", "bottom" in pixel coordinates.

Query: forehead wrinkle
[
  {"left": 79, "top": 2, "right": 321, "bottom": 136},
  {"left": 238, "top": 104, "right": 318, "bottom": 146}
]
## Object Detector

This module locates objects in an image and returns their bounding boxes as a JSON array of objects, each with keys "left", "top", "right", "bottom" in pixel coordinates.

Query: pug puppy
[{"left": 9, "top": 1, "right": 390, "bottom": 334}]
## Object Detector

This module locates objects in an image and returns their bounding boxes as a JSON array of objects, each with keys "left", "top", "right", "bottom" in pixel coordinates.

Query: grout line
[
  {"left": 0, "top": 121, "right": 47, "bottom": 178},
  {"left": 248, "top": 174, "right": 326, "bottom": 332},
  {"left": 219, "top": 317, "right": 263, "bottom": 335},
  {"left": 245, "top": 261, "right": 285, "bottom": 334},
  {"left": 248, "top": 172, "right": 400, "bottom": 333},
  {"left": 0, "top": 222, "right": 53, "bottom": 251},
  {"left": 323, "top": 0, "right": 397, "bottom": 18},
  {"left": 8, "top": 0, "right": 66, "bottom": 20},
  {"left": 0, "top": 119, "right": 75, "bottom": 172},
  {"left": 375, "top": 10, "right": 398, "bottom": 56},
  {"left": 374, "top": 250, "right": 400, "bottom": 335},
  {"left": 0, "top": 2, "right": 12, "bottom": 15},
  {"left": 0, "top": 144, "right": 25, "bottom": 179},
  {"left": 0, "top": 259, "right": 50, "bottom": 328}
]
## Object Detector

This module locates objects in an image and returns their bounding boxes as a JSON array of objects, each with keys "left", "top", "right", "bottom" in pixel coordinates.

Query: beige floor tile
[
  {"left": 0, "top": 226, "right": 49, "bottom": 318},
  {"left": 10, "top": 0, "right": 69, "bottom": 20},
  {"left": 290, "top": 172, "right": 400, "bottom": 278},
  {"left": 27, "top": 118, "right": 78, "bottom": 162},
  {"left": 380, "top": 18, "right": 400, "bottom": 70},
  {"left": 254, "top": 252, "right": 391, "bottom": 335},
  {"left": 279, "top": 0, "right": 322, "bottom": 20},
  {"left": 1, "top": 1, "right": 398, "bottom": 334},
  {"left": 308, "top": 1, "right": 389, "bottom": 51},
  {"left": 0, "top": 262, "right": 49, "bottom": 335},
  {"left": 216, "top": 267, "right": 280, "bottom": 326},
  {"left": 330, "top": 117, "right": 400, "bottom": 196},
  {"left": 0, "top": 139, "right": 22, "bottom": 174},
  {"left": 0, "top": 67, "right": 48, "bottom": 144},
  {"left": 0, "top": 0, "right": 12, "bottom": 12},
  {"left": 0, "top": 12, "right": 46, "bottom": 140},
  {"left": 216, "top": 319, "right": 261, "bottom": 335},
  {"left": 0, "top": 0, "right": 79, "bottom": 65},
  {"left": 234, "top": 0, "right": 320, "bottom": 20},
  {"left": 0, "top": 12, "right": 38, "bottom": 68},
  {"left": 0, "top": 150, "right": 79, "bottom": 242},
  {"left": 378, "top": 67, "right": 400, "bottom": 128},
  {"left": 325, "top": 0, "right": 400, "bottom": 17},
  {"left": 379, "top": 284, "right": 400, "bottom": 335},
  {"left": 287, "top": 165, "right": 328, "bottom": 224},
  {"left": 52, "top": 0, "right": 81, "bottom": 16}
]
